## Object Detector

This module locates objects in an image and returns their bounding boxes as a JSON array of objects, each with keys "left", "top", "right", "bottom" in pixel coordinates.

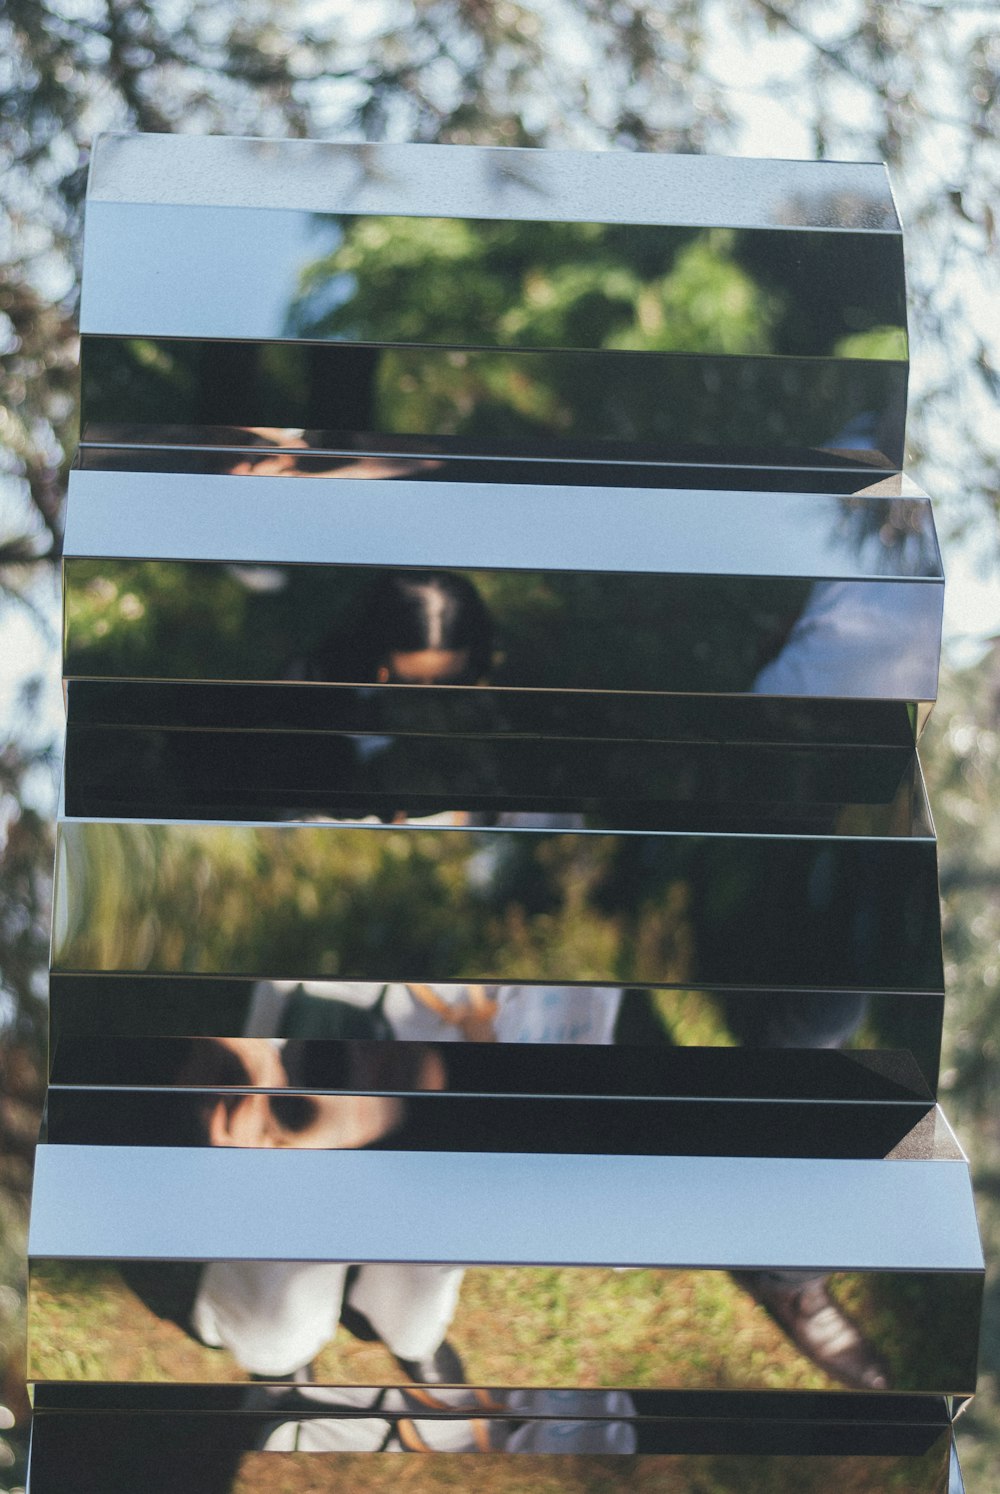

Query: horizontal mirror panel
[
  {"left": 88, "top": 136, "right": 901, "bottom": 232},
  {"left": 79, "top": 431, "right": 898, "bottom": 480},
  {"left": 42, "top": 1089, "right": 942, "bottom": 1160},
  {"left": 29, "top": 1382, "right": 958, "bottom": 1421},
  {"left": 48, "top": 981, "right": 942, "bottom": 1099},
  {"left": 75, "top": 447, "right": 919, "bottom": 494},
  {"left": 29, "top": 1253, "right": 981, "bottom": 1395},
  {"left": 51, "top": 821, "right": 944, "bottom": 991},
  {"left": 48, "top": 983, "right": 942, "bottom": 1099},
  {"left": 27, "top": 1413, "right": 955, "bottom": 1494},
  {"left": 27, "top": 1419, "right": 956, "bottom": 1494},
  {"left": 62, "top": 726, "right": 926, "bottom": 831},
  {"left": 29, "top": 1146, "right": 981, "bottom": 1270},
  {"left": 79, "top": 338, "right": 908, "bottom": 470},
  {"left": 64, "top": 679, "right": 927, "bottom": 748},
  {"left": 80, "top": 207, "right": 906, "bottom": 357},
  {"left": 63, "top": 472, "right": 939, "bottom": 579},
  {"left": 63, "top": 562, "right": 941, "bottom": 702}
]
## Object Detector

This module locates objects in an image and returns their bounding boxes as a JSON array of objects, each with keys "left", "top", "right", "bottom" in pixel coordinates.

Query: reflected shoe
[
  {"left": 393, "top": 1338, "right": 466, "bottom": 1388},
  {"left": 732, "top": 1272, "right": 890, "bottom": 1391},
  {"left": 339, "top": 1300, "right": 380, "bottom": 1344},
  {"left": 339, "top": 1302, "right": 466, "bottom": 1387}
]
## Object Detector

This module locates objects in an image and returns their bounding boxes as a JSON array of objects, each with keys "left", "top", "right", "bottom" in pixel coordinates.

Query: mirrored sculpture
[{"left": 28, "top": 134, "right": 981, "bottom": 1491}]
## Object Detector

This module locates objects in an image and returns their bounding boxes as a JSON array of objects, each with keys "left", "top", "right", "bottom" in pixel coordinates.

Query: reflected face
[
  {"left": 189, "top": 1039, "right": 406, "bottom": 1151},
  {"left": 266, "top": 1093, "right": 404, "bottom": 1150},
  {"left": 377, "top": 647, "right": 476, "bottom": 686},
  {"left": 61, "top": 552, "right": 943, "bottom": 702},
  {"left": 207, "top": 1091, "right": 405, "bottom": 1151}
]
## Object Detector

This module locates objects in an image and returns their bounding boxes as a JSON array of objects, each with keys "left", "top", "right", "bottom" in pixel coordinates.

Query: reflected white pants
[{"left": 192, "top": 1261, "right": 464, "bottom": 1378}]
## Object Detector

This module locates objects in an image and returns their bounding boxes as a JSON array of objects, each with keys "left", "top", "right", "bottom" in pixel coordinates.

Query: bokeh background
[{"left": 1, "top": 2, "right": 998, "bottom": 1488}]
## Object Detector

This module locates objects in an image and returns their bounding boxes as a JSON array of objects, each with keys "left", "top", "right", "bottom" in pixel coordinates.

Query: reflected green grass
[
  {"left": 231, "top": 1449, "right": 947, "bottom": 1494},
  {"left": 28, "top": 1261, "right": 977, "bottom": 1394}
]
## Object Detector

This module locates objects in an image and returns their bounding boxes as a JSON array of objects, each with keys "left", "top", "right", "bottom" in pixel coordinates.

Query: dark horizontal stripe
[
  {"left": 62, "top": 724, "right": 924, "bottom": 833},
  {"left": 29, "top": 1382, "right": 956, "bottom": 1424},
  {"left": 63, "top": 680, "right": 927, "bottom": 748},
  {"left": 43, "top": 1088, "right": 940, "bottom": 1159},
  {"left": 26, "top": 1413, "right": 953, "bottom": 1485},
  {"left": 47, "top": 982, "right": 942, "bottom": 1101},
  {"left": 76, "top": 445, "right": 909, "bottom": 491},
  {"left": 79, "top": 208, "right": 907, "bottom": 357},
  {"left": 80, "top": 338, "right": 908, "bottom": 469},
  {"left": 48, "top": 1033, "right": 937, "bottom": 1103}
]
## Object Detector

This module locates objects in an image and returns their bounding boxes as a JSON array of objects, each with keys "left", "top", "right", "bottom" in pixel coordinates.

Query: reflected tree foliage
[
  {"left": 286, "top": 215, "right": 905, "bottom": 354},
  {"left": 288, "top": 220, "right": 792, "bottom": 354},
  {"left": 63, "top": 558, "right": 803, "bottom": 692},
  {"left": 78, "top": 210, "right": 907, "bottom": 456},
  {"left": 52, "top": 821, "right": 942, "bottom": 995},
  {"left": 53, "top": 822, "right": 669, "bottom": 984},
  {"left": 81, "top": 333, "right": 907, "bottom": 463}
]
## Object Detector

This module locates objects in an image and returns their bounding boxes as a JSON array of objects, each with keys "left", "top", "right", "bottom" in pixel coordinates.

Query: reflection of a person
[
  {"left": 197, "top": 565, "right": 893, "bottom": 1395},
  {"left": 188, "top": 1039, "right": 466, "bottom": 1388},
  {"left": 193, "top": 576, "right": 501, "bottom": 1389},
  {"left": 222, "top": 983, "right": 632, "bottom": 1454},
  {"left": 308, "top": 570, "right": 493, "bottom": 687},
  {"left": 248, "top": 980, "right": 623, "bottom": 1050}
]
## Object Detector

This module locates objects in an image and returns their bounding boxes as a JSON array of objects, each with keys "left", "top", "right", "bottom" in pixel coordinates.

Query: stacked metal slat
[{"left": 28, "top": 135, "right": 981, "bottom": 1492}]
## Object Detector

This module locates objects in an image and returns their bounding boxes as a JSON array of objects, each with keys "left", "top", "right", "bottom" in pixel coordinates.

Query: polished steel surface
[
  {"left": 47, "top": 985, "right": 943, "bottom": 1101},
  {"left": 63, "top": 472, "right": 938, "bottom": 577},
  {"left": 29, "top": 1145, "right": 982, "bottom": 1269},
  {"left": 27, "top": 1384, "right": 962, "bottom": 1418},
  {"left": 80, "top": 205, "right": 906, "bottom": 353},
  {"left": 50, "top": 818, "right": 944, "bottom": 990},
  {"left": 28, "top": 1249, "right": 982, "bottom": 1393},
  {"left": 77, "top": 447, "right": 924, "bottom": 492},
  {"left": 86, "top": 136, "right": 902, "bottom": 227},
  {"left": 78, "top": 446, "right": 908, "bottom": 490},
  {"left": 30, "top": 134, "right": 981, "bottom": 1466},
  {"left": 44, "top": 1088, "right": 949, "bottom": 1159},
  {"left": 62, "top": 562, "right": 941, "bottom": 700},
  {"left": 79, "top": 336, "right": 908, "bottom": 469},
  {"left": 63, "top": 677, "right": 931, "bottom": 747},
  {"left": 951, "top": 1436, "right": 967, "bottom": 1492},
  {"left": 62, "top": 717, "right": 929, "bottom": 828},
  {"left": 26, "top": 1412, "right": 957, "bottom": 1493}
]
